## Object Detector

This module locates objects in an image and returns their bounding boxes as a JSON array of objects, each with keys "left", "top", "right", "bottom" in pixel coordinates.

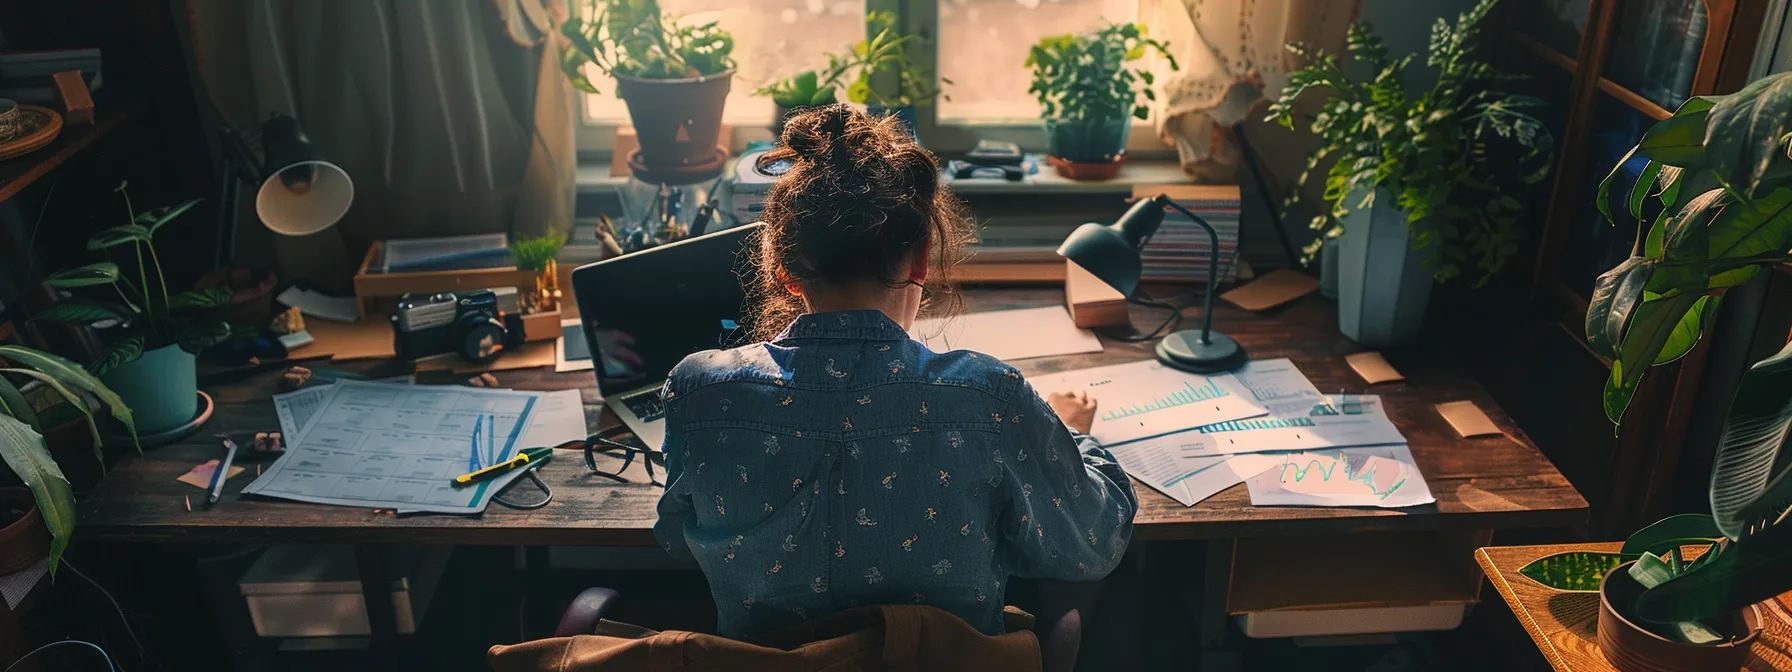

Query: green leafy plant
[
  {"left": 559, "top": 0, "right": 736, "bottom": 92},
  {"left": 1585, "top": 72, "right": 1792, "bottom": 424},
  {"left": 843, "top": 11, "right": 942, "bottom": 109},
  {"left": 1026, "top": 21, "right": 1176, "bottom": 122},
  {"left": 0, "top": 345, "right": 139, "bottom": 576},
  {"left": 756, "top": 69, "right": 842, "bottom": 109},
  {"left": 1266, "top": 0, "right": 1552, "bottom": 286},
  {"left": 1519, "top": 341, "right": 1792, "bottom": 643},
  {"left": 509, "top": 233, "right": 567, "bottom": 273},
  {"left": 31, "top": 183, "right": 233, "bottom": 376}
]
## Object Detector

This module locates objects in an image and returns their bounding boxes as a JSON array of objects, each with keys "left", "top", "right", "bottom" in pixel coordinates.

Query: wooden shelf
[
  {"left": 1595, "top": 79, "right": 1673, "bottom": 121},
  {"left": 1517, "top": 32, "right": 1578, "bottom": 73},
  {"left": 0, "top": 96, "right": 147, "bottom": 204}
]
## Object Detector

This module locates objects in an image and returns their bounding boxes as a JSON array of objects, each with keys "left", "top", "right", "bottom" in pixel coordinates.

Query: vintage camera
[{"left": 391, "top": 288, "right": 526, "bottom": 364}]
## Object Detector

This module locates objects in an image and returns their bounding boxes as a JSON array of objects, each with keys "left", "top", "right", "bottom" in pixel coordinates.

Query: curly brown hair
[{"left": 748, "top": 105, "right": 974, "bottom": 341}]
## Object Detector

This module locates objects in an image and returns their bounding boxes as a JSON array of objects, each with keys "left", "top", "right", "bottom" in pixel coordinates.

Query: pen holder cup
[{"left": 615, "top": 174, "right": 725, "bottom": 253}]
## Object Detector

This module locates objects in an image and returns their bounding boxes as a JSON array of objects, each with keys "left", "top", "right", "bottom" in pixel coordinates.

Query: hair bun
[{"left": 782, "top": 104, "right": 854, "bottom": 166}]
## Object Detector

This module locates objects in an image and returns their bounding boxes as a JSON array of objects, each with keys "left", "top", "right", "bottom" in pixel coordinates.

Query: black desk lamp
[
  {"left": 1057, "top": 194, "right": 1247, "bottom": 373},
  {"left": 213, "top": 113, "right": 354, "bottom": 265}
]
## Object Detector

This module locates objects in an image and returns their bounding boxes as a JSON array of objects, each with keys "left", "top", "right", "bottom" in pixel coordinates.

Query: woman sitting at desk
[{"left": 653, "top": 106, "right": 1137, "bottom": 639}]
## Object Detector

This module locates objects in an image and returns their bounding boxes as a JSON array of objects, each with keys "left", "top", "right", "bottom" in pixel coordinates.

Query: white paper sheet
[
  {"left": 1028, "top": 359, "right": 1268, "bottom": 445},
  {"left": 910, "top": 306, "right": 1102, "bottom": 361},
  {"left": 243, "top": 381, "right": 542, "bottom": 514},
  {"left": 275, "top": 286, "right": 361, "bottom": 323},
  {"left": 273, "top": 385, "right": 333, "bottom": 438},
  {"left": 1109, "top": 446, "right": 1281, "bottom": 506},
  {"left": 518, "top": 389, "right": 588, "bottom": 448},
  {"left": 1215, "top": 358, "right": 1325, "bottom": 415},
  {"left": 1244, "top": 444, "right": 1436, "bottom": 508}
]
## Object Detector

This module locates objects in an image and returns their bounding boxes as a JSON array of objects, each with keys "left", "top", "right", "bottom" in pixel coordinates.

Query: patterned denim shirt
[{"left": 654, "top": 309, "right": 1138, "bottom": 639}]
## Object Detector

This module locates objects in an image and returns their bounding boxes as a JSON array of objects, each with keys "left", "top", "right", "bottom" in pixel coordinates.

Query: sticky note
[
  {"left": 1346, "top": 352, "right": 1405, "bottom": 384},
  {"left": 178, "top": 459, "right": 245, "bottom": 489},
  {"left": 1436, "top": 401, "right": 1501, "bottom": 438},
  {"left": 1220, "top": 269, "right": 1319, "bottom": 311}
]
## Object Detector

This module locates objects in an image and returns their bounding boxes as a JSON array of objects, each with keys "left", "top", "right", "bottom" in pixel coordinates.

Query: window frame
[{"left": 573, "top": 0, "right": 1174, "bottom": 158}]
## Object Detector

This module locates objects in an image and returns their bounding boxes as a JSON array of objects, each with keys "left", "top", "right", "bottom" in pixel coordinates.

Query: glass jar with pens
[{"left": 615, "top": 172, "right": 730, "bottom": 253}]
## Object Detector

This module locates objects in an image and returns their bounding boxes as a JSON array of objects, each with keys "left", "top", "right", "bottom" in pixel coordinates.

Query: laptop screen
[{"left": 572, "top": 224, "right": 761, "bottom": 397}]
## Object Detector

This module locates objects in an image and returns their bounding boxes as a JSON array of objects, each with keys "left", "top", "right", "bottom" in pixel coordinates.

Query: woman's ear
[
  {"left": 906, "top": 230, "right": 931, "bottom": 285},
  {"left": 776, "top": 266, "right": 804, "bottom": 296}
]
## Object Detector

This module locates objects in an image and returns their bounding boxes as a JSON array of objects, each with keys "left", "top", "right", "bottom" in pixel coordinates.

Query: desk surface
[
  {"left": 1476, "top": 543, "right": 1792, "bottom": 671},
  {"left": 77, "top": 288, "right": 1587, "bottom": 546}
]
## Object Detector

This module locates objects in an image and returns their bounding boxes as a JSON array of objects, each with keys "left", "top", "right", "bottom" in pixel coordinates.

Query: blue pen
[
  {"left": 486, "top": 414, "right": 496, "bottom": 466},
  {"left": 469, "top": 415, "right": 484, "bottom": 471}
]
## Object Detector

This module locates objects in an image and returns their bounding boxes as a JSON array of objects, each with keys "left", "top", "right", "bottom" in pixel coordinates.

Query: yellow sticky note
[{"left": 178, "top": 459, "right": 245, "bottom": 489}]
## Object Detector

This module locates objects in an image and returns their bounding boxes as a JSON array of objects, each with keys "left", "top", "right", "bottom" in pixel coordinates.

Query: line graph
[
  {"left": 1100, "top": 379, "right": 1230, "bottom": 421},
  {"left": 1277, "top": 452, "right": 1409, "bottom": 500}
]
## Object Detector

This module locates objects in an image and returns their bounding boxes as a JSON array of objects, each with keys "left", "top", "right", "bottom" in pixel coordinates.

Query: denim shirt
[{"left": 654, "top": 310, "right": 1138, "bottom": 639}]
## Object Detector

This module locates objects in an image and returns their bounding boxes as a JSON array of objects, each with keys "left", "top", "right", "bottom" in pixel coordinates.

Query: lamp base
[{"left": 1156, "top": 330, "right": 1248, "bottom": 373}]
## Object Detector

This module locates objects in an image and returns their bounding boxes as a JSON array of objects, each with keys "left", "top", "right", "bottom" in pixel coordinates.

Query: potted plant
[
  {"left": 194, "top": 266, "right": 278, "bottom": 329},
  {"left": 0, "top": 344, "right": 137, "bottom": 575},
  {"left": 31, "top": 184, "right": 232, "bottom": 436},
  {"left": 561, "top": 0, "right": 737, "bottom": 173},
  {"left": 1518, "top": 339, "right": 1792, "bottom": 671},
  {"left": 756, "top": 64, "right": 845, "bottom": 136},
  {"left": 1267, "top": 0, "right": 1552, "bottom": 347},
  {"left": 1583, "top": 70, "right": 1792, "bottom": 424},
  {"left": 842, "top": 11, "right": 941, "bottom": 137},
  {"left": 1026, "top": 21, "right": 1176, "bottom": 181},
  {"left": 508, "top": 232, "right": 566, "bottom": 315}
]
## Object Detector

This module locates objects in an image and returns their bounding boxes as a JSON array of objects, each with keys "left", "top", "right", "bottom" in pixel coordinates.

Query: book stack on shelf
[{"left": 1134, "top": 185, "right": 1242, "bottom": 284}]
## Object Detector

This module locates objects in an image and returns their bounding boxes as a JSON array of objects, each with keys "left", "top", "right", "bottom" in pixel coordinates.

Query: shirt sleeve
[
  {"left": 653, "top": 384, "right": 696, "bottom": 562},
  {"left": 997, "top": 381, "right": 1138, "bottom": 580}
]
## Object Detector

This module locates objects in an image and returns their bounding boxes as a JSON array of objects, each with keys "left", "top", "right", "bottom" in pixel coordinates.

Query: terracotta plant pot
[
  {"left": 616, "top": 71, "right": 733, "bottom": 170},
  {"left": 1597, "top": 562, "right": 1762, "bottom": 672},
  {"left": 197, "top": 266, "right": 279, "bottom": 328},
  {"left": 1047, "top": 154, "right": 1126, "bottom": 181},
  {"left": 0, "top": 487, "right": 50, "bottom": 575}
]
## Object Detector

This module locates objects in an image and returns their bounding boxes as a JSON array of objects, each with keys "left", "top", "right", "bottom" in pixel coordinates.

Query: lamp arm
[{"left": 1155, "top": 195, "right": 1219, "bottom": 344}]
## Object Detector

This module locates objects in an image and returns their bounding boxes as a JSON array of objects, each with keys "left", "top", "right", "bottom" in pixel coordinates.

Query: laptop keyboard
[{"left": 621, "top": 390, "right": 666, "bottom": 422}]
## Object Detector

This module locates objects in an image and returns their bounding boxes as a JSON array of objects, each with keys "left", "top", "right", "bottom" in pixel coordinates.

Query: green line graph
[
  {"left": 1278, "top": 452, "right": 1409, "bottom": 500},
  {"left": 1100, "top": 379, "right": 1230, "bottom": 421}
]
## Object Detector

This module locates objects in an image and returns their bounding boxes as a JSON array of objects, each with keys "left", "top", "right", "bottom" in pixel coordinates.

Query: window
[
  {"left": 580, "top": 0, "right": 868, "bottom": 127},
  {"left": 936, "top": 0, "right": 1139, "bottom": 123}
]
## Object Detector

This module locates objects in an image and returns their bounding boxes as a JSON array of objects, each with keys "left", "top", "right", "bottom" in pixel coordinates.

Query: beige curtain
[
  {"left": 1147, "top": 0, "right": 1358, "bottom": 181},
  {"left": 188, "top": 0, "right": 576, "bottom": 293}
]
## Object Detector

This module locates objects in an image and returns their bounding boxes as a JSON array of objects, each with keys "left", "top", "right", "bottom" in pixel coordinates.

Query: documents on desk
[
  {"left": 1032, "top": 358, "right": 1428, "bottom": 508},
  {"left": 246, "top": 381, "right": 587, "bottom": 514},
  {"left": 910, "top": 306, "right": 1102, "bottom": 362}
]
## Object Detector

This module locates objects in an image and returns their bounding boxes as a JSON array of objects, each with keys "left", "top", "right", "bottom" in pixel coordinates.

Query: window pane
[
  {"left": 582, "top": 0, "right": 867, "bottom": 125},
  {"left": 937, "top": 0, "right": 1138, "bottom": 123}
]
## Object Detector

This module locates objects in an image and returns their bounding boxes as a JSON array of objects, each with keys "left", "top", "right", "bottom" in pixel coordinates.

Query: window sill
[{"left": 574, "top": 156, "right": 1189, "bottom": 195}]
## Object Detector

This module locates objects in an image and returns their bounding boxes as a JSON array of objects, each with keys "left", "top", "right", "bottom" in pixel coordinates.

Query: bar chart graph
[{"left": 1100, "top": 379, "right": 1231, "bottom": 421}]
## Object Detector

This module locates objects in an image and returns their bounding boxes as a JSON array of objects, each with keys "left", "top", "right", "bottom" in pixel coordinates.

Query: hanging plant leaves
[
  {"left": 1703, "top": 187, "right": 1792, "bottom": 289},
  {"left": 133, "top": 198, "right": 202, "bottom": 236},
  {"left": 1702, "top": 73, "right": 1792, "bottom": 200},
  {"left": 1652, "top": 295, "right": 1719, "bottom": 366},
  {"left": 43, "top": 263, "right": 120, "bottom": 289},
  {"left": 1634, "top": 105, "right": 1711, "bottom": 166},
  {"left": 0, "top": 414, "right": 74, "bottom": 577},
  {"left": 0, "top": 346, "right": 137, "bottom": 451},
  {"left": 1519, "top": 551, "right": 1623, "bottom": 592},
  {"left": 1586, "top": 257, "right": 1647, "bottom": 360},
  {"left": 0, "top": 375, "right": 38, "bottom": 431},
  {"left": 85, "top": 224, "right": 149, "bottom": 251}
]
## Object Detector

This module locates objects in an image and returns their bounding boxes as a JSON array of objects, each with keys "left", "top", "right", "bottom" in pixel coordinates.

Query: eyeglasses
[{"left": 551, "top": 435, "right": 664, "bottom": 487}]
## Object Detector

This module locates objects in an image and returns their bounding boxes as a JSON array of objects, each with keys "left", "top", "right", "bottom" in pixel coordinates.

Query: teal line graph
[
  {"left": 1100, "top": 379, "right": 1230, "bottom": 421},
  {"left": 1198, "top": 416, "right": 1316, "bottom": 433},
  {"left": 1278, "top": 452, "right": 1408, "bottom": 500}
]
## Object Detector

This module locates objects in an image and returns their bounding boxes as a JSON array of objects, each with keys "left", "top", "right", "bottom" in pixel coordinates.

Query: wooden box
[{"left": 353, "top": 241, "right": 558, "bottom": 342}]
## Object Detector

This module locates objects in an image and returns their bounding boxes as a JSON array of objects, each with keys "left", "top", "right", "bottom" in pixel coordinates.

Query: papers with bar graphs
[{"left": 1031, "top": 358, "right": 1427, "bottom": 508}]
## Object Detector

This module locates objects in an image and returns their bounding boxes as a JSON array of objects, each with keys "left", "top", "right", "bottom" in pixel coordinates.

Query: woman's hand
[{"left": 1046, "top": 390, "right": 1098, "bottom": 434}]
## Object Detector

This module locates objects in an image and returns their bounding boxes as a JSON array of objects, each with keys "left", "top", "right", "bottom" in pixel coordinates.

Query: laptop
[{"left": 570, "top": 223, "right": 761, "bottom": 450}]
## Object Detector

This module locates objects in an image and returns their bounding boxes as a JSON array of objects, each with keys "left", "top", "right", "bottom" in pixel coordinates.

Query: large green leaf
[
  {"left": 1602, "top": 260, "right": 1654, "bottom": 352},
  {"left": 1708, "top": 341, "right": 1792, "bottom": 540},
  {"left": 0, "top": 375, "right": 37, "bottom": 430},
  {"left": 84, "top": 224, "right": 149, "bottom": 251},
  {"left": 0, "top": 414, "right": 72, "bottom": 577},
  {"left": 1518, "top": 551, "right": 1623, "bottom": 592},
  {"left": 1596, "top": 146, "right": 1641, "bottom": 225},
  {"left": 1605, "top": 360, "right": 1640, "bottom": 425},
  {"left": 0, "top": 369, "right": 100, "bottom": 451},
  {"left": 1605, "top": 292, "right": 1702, "bottom": 423},
  {"left": 0, "top": 346, "right": 137, "bottom": 450},
  {"left": 1635, "top": 523, "right": 1792, "bottom": 623},
  {"left": 1587, "top": 257, "right": 1647, "bottom": 360},
  {"left": 1622, "top": 514, "right": 1722, "bottom": 559},
  {"left": 85, "top": 338, "right": 143, "bottom": 378},
  {"left": 1630, "top": 160, "right": 1664, "bottom": 221},
  {"left": 43, "top": 263, "right": 120, "bottom": 289},
  {"left": 1702, "top": 72, "right": 1792, "bottom": 200},
  {"left": 1652, "top": 295, "right": 1718, "bottom": 365},
  {"left": 133, "top": 198, "right": 201, "bottom": 236},
  {"left": 1635, "top": 108, "right": 1711, "bottom": 166},
  {"left": 1704, "top": 187, "right": 1792, "bottom": 288},
  {"left": 30, "top": 299, "right": 132, "bottom": 327}
]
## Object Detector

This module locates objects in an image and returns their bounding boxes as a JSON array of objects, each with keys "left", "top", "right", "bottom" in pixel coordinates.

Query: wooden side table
[{"left": 1476, "top": 543, "right": 1792, "bottom": 671}]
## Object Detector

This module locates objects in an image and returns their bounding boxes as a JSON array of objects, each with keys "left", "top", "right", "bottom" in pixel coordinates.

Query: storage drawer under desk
[{"left": 1223, "top": 529, "right": 1491, "bottom": 638}]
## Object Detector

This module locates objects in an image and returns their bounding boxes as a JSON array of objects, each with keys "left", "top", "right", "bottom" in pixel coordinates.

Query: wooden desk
[
  {"left": 1476, "top": 543, "right": 1792, "bottom": 671},
  {"left": 74, "top": 288, "right": 1588, "bottom": 659}
]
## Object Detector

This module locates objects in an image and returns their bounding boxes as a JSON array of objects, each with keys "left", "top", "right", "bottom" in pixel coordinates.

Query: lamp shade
[
  {"left": 1055, "top": 196, "right": 1166, "bottom": 298},
  {"left": 255, "top": 114, "right": 353, "bottom": 236}
]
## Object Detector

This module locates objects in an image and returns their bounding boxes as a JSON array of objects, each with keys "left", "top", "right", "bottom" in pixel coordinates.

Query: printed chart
[{"left": 1028, "top": 359, "right": 1267, "bottom": 445}]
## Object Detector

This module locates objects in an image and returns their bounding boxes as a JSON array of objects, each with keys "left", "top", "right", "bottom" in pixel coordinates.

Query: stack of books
[{"left": 1134, "top": 185, "right": 1242, "bottom": 285}]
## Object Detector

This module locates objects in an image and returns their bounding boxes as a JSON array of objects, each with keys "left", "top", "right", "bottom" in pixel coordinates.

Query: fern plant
[
  {"left": 30, "top": 184, "right": 232, "bottom": 376},
  {"left": 1266, "top": 0, "right": 1552, "bottom": 286}
]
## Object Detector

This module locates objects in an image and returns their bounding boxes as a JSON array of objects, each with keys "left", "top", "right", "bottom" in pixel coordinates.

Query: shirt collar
[{"left": 777, "top": 310, "right": 911, "bottom": 342}]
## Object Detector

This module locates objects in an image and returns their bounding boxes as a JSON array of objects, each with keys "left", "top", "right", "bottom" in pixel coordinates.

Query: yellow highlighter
[{"left": 453, "top": 447, "right": 554, "bottom": 486}]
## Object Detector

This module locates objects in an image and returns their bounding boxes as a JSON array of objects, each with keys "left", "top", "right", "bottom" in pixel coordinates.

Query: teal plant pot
[
  {"left": 101, "top": 344, "right": 197, "bottom": 435},
  {"left": 1045, "top": 117, "right": 1129, "bottom": 163},
  {"left": 1335, "top": 188, "right": 1437, "bottom": 347}
]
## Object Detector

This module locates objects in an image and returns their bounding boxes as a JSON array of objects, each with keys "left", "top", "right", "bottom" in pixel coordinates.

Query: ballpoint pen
[
  {"left": 453, "top": 446, "right": 554, "bottom": 486},
  {"left": 207, "top": 438, "right": 239, "bottom": 507}
]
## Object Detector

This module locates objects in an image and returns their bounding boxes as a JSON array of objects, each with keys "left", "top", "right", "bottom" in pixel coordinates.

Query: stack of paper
[
  {"left": 1033, "top": 358, "right": 1429, "bottom": 509},
  {"left": 252, "top": 381, "right": 588, "bottom": 514}
]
